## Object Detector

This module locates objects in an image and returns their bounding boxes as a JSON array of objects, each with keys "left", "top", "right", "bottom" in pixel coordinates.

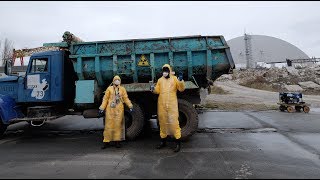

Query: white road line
[{"left": 0, "top": 137, "right": 21, "bottom": 145}]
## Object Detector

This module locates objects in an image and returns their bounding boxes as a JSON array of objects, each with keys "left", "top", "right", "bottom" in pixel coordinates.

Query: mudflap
[{"left": 0, "top": 95, "right": 24, "bottom": 125}]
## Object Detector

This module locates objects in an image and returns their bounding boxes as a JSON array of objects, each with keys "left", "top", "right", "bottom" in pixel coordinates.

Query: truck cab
[{"left": 0, "top": 50, "right": 77, "bottom": 132}]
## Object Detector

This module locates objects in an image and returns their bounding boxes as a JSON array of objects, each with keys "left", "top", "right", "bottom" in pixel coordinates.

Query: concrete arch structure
[{"left": 227, "top": 35, "right": 309, "bottom": 68}]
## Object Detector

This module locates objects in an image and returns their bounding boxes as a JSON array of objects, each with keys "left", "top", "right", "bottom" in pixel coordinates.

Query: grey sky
[{"left": 1, "top": 1, "right": 320, "bottom": 57}]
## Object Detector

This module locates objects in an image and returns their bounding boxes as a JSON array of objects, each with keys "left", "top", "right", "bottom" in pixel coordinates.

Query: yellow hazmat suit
[
  {"left": 153, "top": 64, "right": 186, "bottom": 139},
  {"left": 99, "top": 76, "right": 133, "bottom": 143}
]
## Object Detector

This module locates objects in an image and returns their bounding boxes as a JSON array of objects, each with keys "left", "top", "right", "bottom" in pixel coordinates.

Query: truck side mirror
[
  {"left": 4, "top": 60, "right": 12, "bottom": 76},
  {"left": 24, "top": 76, "right": 27, "bottom": 89}
]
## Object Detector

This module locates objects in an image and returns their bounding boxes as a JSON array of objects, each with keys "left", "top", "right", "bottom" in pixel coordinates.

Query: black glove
[
  {"left": 98, "top": 109, "right": 104, "bottom": 117},
  {"left": 178, "top": 72, "right": 183, "bottom": 81},
  {"left": 150, "top": 84, "right": 155, "bottom": 92}
]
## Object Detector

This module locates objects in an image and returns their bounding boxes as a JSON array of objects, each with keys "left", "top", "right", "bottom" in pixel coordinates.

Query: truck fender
[{"left": 0, "top": 95, "right": 23, "bottom": 125}]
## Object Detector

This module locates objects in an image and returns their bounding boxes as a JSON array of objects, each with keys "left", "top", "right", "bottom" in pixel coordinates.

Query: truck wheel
[
  {"left": 178, "top": 99, "right": 199, "bottom": 141},
  {"left": 124, "top": 101, "right": 145, "bottom": 140},
  {"left": 287, "top": 106, "right": 294, "bottom": 113},
  {"left": 295, "top": 106, "right": 302, "bottom": 112},
  {"left": 303, "top": 106, "right": 310, "bottom": 113},
  {"left": 0, "top": 120, "right": 8, "bottom": 138},
  {"left": 279, "top": 105, "right": 286, "bottom": 112}
]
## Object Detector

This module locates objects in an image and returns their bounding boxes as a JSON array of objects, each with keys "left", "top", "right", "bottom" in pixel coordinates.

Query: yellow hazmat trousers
[
  {"left": 153, "top": 64, "right": 186, "bottom": 139},
  {"left": 99, "top": 76, "right": 133, "bottom": 143}
]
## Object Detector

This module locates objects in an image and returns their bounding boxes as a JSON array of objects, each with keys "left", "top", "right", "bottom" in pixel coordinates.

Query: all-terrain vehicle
[{"left": 277, "top": 92, "right": 310, "bottom": 113}]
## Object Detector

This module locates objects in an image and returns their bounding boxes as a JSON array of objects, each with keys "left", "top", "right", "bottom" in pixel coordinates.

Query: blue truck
[{"left": 0, "top": 32, "right": 235, "bottom": 140}]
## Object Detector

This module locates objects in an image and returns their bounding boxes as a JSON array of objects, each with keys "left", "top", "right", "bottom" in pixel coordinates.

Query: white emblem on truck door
[
  {"left": 27, "top": 75, "right": 49, "bottom": 99},
  {"left": 31, "top": 79, "right": 49, "bottom": 99}
]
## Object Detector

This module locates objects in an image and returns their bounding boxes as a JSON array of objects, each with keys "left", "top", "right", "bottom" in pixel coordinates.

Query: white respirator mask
[
  {"left": 163, "top": 72, "right": 169, "bottom": 77},
  {"left": 114, "top": 80, "right": 121, "bottom": 86}
]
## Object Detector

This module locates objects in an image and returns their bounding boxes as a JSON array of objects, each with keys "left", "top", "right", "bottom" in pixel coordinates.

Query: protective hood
[
  {"left": 162, "top": 64, "right": 174, "bottom": 74},
  {"left": 113, "top": 75, "right": 121, "bottom": 84}
]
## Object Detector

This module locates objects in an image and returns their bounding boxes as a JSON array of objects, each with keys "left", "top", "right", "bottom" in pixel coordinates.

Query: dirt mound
[{"left": 218, "top": 65, "right": 320, "bottom": 95}]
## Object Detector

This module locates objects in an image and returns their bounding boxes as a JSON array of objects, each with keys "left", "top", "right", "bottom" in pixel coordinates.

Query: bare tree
[{"left": 1, "top": 38, "right": 14, "bottom": 66}]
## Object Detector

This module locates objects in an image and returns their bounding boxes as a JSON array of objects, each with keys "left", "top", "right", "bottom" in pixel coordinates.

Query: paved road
[{"left": 1, "top": 110, "right": 320, "bottom": 178}]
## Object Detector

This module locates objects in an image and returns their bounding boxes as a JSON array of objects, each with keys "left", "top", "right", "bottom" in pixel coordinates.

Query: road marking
[{"left": 0, "top": 137, "right": 20, "bottom": 145}]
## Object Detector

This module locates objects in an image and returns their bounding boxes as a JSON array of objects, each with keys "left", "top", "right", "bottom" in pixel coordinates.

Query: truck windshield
[{"left": 30, "top": 58, "right": 48, "bottom": 73}]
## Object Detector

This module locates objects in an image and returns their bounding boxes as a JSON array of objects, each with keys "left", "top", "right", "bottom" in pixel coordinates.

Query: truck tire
[
  {"left": 178, "top": 99, "right": 199, "bottom": 141},
  {"left": 124, "top": 101, "right": 145, "bottom": 140},
  {"left": 279, "top": 105, "right": 286, "bottom": 112},
  {"left": 0, "top": 120, "right": 8, "bottom": 139},
  {"left": 295, "top": 106, "right": 302, "bottom": 112},
  {"left": 287, "top": 106, "right": 294, "bottom": 113},
  {"left": 303, "top": 106, "right": 310, "bottom": 113}
]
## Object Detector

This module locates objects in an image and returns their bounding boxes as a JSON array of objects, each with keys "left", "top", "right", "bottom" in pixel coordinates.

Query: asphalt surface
[{"left": 1, "top": 109, "right": 320, "bottom": 179}]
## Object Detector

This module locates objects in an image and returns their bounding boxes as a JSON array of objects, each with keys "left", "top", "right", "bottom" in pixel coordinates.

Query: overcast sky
[{"left": 1, "top": 1, "right": 320, "bottom": 57}]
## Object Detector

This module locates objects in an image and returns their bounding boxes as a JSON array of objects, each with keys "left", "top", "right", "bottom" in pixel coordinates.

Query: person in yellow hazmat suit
[
  {"left": 151, "top": 64, "right": 185, "bottom": 152},
  {"left": 98, "top": 75, "right": 133, "bottom": 149}
]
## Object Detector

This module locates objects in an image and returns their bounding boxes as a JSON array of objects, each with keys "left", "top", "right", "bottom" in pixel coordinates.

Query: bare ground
[{"left": 203, "top": 80, "right": 320, "bottom": 111}]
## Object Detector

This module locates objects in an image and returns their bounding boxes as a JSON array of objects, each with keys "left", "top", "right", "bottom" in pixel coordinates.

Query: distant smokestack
[{"left": 244, "top": 33, "right": 255, "bottom": 68}]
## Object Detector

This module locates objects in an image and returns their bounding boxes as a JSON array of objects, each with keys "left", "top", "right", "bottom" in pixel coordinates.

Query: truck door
[{"left": 25, "top": 56, "right": 51, "bottom": 102}]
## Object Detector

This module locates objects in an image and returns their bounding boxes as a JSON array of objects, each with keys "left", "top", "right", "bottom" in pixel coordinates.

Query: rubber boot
[
  {"left": 156, "top": 137, "right": 167, "bottom": 149},
  {"left": 173, "top": 139, "right": 181, "bottom": 153},
  {"left": 101, "top": 142, "right": 110, "bottom": 149},
  {"left": 115, "top": 141, "right": 122, "bottom": 148}
]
